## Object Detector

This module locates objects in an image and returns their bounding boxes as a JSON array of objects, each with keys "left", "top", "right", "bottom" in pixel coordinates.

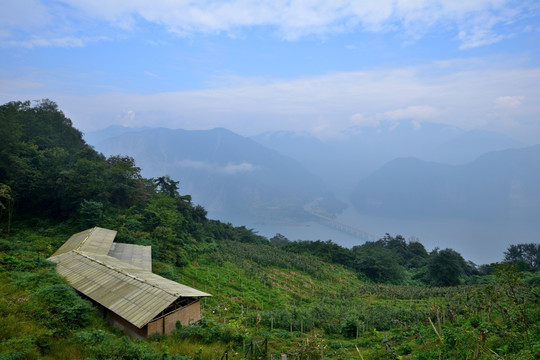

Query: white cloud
[
  {"left": 120, "top": 110, "right": 136, "bottom": 127},
  {"left": 496, "top": 95, "right": 524, "bottom": 108},
  {"left": 350, "top": 113, "right": 380, "bottom": 128},
  {"left": 384, "top": 105, "right": 439, "bottom": 120},
  {"left": 221, "top": 162, "right": 258, "bottom": 174},
  {"left": 176, "top": 160, "right": 258, "bottom": 174},
  {"left": 457, "top": 29, "right": 506, "bottom": 50},
  {"left": 0, "top": 0, "right": 531, "bottom": 48},
  {"left": 3, "top": 59, "right": 540, "bottom": 143},
  {"left": 5, "top": 36, "right": 90, "bottom": 48}
]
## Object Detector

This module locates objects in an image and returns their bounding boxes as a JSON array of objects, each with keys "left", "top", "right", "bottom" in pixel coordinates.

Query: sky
[{"left": 1, "top": 0, "right": 540, "bottom": 143}]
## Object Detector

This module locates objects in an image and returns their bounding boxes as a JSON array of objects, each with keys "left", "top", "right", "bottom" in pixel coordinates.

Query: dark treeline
[{"left": 1, "top": 100, "right": 537, "bottom": 286}]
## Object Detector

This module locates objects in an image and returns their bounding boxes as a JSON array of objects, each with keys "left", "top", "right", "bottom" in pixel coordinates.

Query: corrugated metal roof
[
  {"left": 51, "top": 227, "right": 117, "bottom": 257},
  {"left": 48, "top": 227, "right": 211, "bottom": 329},
  {"left": 108, "top": 243, "right": 152, "bottom": 272}
]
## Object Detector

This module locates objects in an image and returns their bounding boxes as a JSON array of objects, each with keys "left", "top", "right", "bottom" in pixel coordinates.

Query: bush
[
  {"left": 76, "top": 330, "right": 160, "bottom": 360},
  {"left": 34, "top": 284, "right": 94, "bottom": 331},
  {"left": 0, "top": 255, "right": 55, "bottom": 272},
  {"left": 173, "top": 319, "right": 245, "bottom": 344},
  {"left": 397, "top": 342, "right": 412, "bottom": 355}
]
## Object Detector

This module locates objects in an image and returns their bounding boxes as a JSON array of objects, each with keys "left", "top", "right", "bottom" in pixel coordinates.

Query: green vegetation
[
  {"left": 275, "top": 234, "right": 481, "bottom": 287},
  {"left": 1, "top": 100, "right": 539, "bottom": 359}
]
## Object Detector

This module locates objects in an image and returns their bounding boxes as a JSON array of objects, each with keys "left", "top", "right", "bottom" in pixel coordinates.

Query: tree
[
  {"left": 191, "top": 204, "right": 208, "bottom": 222},
  {"left": 106, "top": 155, "right": 143, "bottom": 206},
  {"left": 406, "top": 240, "right": 428, "bottom": 268},
  {"left": 0, "top": 101, "right": 24, "bottom": 182},
  {"left": 428, "top": 248, "right": 465, "bottom": 286},
  {"left": 0, "top": 183, "right": 14, "bottom": 235},
  {"left": 504, "top": 243, "right": 540, "bottom": 272},
  {"left": 79, "top": 199, "right": 104, "bottom": 228},
  {"left": 154, "top": 175, "right": 179, "bottom": 198},
  {"left": 382, "top": 233, "right": 408, "bottom": 264},
  {"left": 355, "top": 247, "right": 404, "bottom": 284},
  {"left": 270, "top": 233, "right": 290, "bottom": 246}
]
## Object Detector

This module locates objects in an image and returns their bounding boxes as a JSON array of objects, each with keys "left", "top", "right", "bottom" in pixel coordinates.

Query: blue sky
[{"left": 1, "top": 0, "right": 539, "bottom": 143}]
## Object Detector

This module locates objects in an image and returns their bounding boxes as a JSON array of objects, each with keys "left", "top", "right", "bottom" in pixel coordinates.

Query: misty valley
[{"left": 85, "top": 122, "right": 540, "bottom": 265}]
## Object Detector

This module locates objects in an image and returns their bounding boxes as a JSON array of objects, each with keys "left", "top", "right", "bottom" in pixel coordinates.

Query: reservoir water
[{"left": 212, "top": 206, "right": 540, "bottom": 265}]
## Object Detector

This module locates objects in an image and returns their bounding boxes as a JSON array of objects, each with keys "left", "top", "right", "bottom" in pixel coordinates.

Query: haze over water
[{"left": 229, "top": 206, "right": 539, "bottom": 266}]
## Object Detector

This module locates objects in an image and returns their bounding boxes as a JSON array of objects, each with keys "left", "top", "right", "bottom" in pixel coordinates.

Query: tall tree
[
  {"left": 428, "top": 248, "right": 465, "bottom": 286},
  {"left": 0, "top": 183, "right": 14, "bottom": 235},
  {"left": 504, "top": 243, "right": 540, "bottom": 272},
  {"left": 154, "top": 175, "right": 180, "bottom": 198}
]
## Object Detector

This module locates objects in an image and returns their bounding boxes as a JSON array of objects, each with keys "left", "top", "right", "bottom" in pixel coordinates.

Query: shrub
[
  {"left": 76, "top": 330, "right": 160, "bottom": 360},
  {"left": 397, "top": 342, "right": 412, "bottom": 355},
  {"left": 173, "top": 319, "right": 245, "bottom": 344},
  {"left": 34, "top": 284, "right": 94, "bottom": 331}
]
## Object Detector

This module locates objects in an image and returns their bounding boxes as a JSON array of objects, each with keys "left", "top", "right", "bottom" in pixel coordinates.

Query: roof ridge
[
  {"left": 74, "top": 250, "right": 181, "bottom": 298},
  {"left": 76, "top": 227, "right": 96, "bottom": 251}
]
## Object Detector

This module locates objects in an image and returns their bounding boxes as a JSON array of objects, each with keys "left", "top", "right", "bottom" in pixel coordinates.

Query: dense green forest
[{"left": 1, "top": 100, "right": 539, "bottom": 359}]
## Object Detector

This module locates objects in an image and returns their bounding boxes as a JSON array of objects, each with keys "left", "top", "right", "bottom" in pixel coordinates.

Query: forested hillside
[{"left": 1, "top": 100, "right": 539, "bottom": 359}]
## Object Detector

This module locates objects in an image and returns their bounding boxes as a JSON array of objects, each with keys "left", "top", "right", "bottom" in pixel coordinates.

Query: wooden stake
[
  {"left": 428, "top": 317, "right": 443, "bottom": 344},
  {"left": 437, "top": 308, "right": 442, "bottom": 334},
  {"left": 354, "top": 345, "right": 365, "bottom": 360}
]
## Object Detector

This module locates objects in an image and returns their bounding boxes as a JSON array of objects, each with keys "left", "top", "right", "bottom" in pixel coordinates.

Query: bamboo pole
[
  {"left": 428, "top": 317, "right": 443, "bottom": 344},
  {"left": 354, "top": 345, "right": 365, "bottom": 360}
]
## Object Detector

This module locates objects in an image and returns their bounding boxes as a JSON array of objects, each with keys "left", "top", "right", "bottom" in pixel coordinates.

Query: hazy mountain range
[
  {"left": 85, "top": 126, "right": 343, "bottom": 223},
  {"left": 85, "top": 122, "right": 538, "bottom": 228},
  {"left": 351, "top": 145, "right": 540, "bottom": 221},
  {"left": 252, "top": 121, "right": 522, "bottom": 197}
]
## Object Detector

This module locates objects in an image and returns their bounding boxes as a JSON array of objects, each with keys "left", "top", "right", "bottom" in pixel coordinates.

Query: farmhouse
[{"left": 48, "top": 227, "right": 211, "bottom": 337}]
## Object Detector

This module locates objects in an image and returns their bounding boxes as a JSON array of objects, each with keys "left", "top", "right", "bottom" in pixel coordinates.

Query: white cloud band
[{"left": 0, "top": 0, "right": 532, "bottom": 48}]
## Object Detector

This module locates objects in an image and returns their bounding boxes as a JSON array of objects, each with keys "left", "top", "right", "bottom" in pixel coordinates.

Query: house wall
[
  {"left": 105, "top": 308, "right": 147, "bottom": 338},
  {"left": 80, "top": 291, "right": 202, "bottom": 337},
  {"left": 147, "top": 300, "right": 201, "bottom": 336}
]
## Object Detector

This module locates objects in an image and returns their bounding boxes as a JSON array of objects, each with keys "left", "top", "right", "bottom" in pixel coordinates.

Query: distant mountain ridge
[
  {"left": 251, "top": 121, "right": 523, "bottom": 197},
  {"left": 350, "top": 144, "right": 540, "bottom": 221},
  {"left": 85, "top": 126, "right": 344, "bottom": 223},
  {"left": 85, "top": 123, "right": 536, "bottom": 231}
]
